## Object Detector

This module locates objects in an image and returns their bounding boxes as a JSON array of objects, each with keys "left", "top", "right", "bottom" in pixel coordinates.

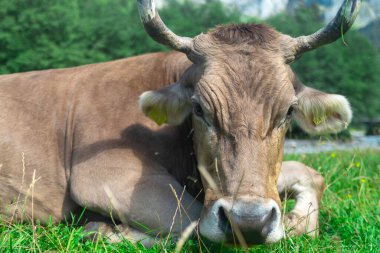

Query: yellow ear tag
[
  {"left": 147, "top": 107, "right": 167, "bottom": 126},
  {"left": 313, "top": 113, "right": 327, "bottom": 126},
  {"left": 313, "top": 116, "right": 323, "bottom": 126}
]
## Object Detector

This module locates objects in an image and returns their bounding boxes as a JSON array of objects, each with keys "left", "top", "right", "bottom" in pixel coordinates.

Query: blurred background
[{"left": 0, "top": 0, "right": 379, "bottom": 138}]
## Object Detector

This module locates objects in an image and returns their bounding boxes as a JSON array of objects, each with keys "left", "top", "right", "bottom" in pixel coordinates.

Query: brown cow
[{"left": 0, "top": 0, "right": 359, "bottom": 247}]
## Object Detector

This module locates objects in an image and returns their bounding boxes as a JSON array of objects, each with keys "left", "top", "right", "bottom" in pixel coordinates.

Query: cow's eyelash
[
  {"left": 278, "top": 104, "right": 297, "bottom": 128},
  {"left": 286, "top": 106, "right": 294, "bottom": 118},
  {"left": 191, "top": 100, "right": 213, "bottom": 127},
  {"left": 192, "top": 102, "right": 204, "bottom": 118}
]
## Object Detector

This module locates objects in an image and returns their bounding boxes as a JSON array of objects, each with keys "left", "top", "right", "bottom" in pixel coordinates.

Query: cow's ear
[
  {"left": 139, "top": 83, "right": 192, "bottom": 126},
  {"left": 294, "top": 87, "right": 352, "bottom": 134}
]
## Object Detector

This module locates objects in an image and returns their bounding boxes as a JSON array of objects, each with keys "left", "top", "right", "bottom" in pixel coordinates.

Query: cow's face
[
  {"left": 189, "top": 29, "right": 295, "bottom": 244},
  {"left": 137, "top": 0, "right": 358, "bottom": 244},
  {"left": 139, "top": 26, "right": 351, "bottom": 243}
]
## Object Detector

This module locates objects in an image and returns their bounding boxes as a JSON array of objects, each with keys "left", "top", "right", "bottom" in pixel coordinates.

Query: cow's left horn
[
  {"left": 137, "top": 0, "right": 193, "bottom": 53},
  {"left": 294, "top": 0, "right": 361, "bottom": 56}
]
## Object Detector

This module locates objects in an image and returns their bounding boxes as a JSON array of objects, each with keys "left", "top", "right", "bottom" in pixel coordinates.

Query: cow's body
[
  {"left": 0, "top": 51, "right": 196, "bottom": 222},
  {"left": 0, "top": 51, "right": 323, "bottom": 244},
  {"left": 0, "top": 0, "right": 360, "bottom": 246},
  {"left": 0, "top": 51, "right": 324, "bottom": 245}
]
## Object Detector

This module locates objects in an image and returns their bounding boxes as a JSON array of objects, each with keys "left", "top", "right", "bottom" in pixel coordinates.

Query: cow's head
[{"left": 137, "top": 0, "right": 359, "bottom": 244}]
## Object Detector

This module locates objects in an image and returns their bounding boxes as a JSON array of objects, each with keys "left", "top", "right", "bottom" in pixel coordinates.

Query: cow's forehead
[
  {"left": 186, "top": 24, "right": 299, "bottom": 132},
  {"left": 190, "top": 24, "right": 295, "bottom": 94},
  {"left": 192, "top": 49, "right": 296, "bottom": 104},
  {"left": 192, "top": 63, "right": 296, "bottom": 135},
  {"left": 192, "top": 23, "right": 286, "bottom": 58}
]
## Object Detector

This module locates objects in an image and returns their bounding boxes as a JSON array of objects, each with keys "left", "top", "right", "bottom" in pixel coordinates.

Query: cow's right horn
[
  {"left": 294, "top": 0, "right": 361, "bottom": 56},
  {"left": 137, "top": 0, "right": 193, "bottom": 54}
]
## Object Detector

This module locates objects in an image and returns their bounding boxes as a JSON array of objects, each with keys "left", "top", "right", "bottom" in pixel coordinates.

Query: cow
[{"left": 0, "top": 0, "right": 359, "bottom": 247}]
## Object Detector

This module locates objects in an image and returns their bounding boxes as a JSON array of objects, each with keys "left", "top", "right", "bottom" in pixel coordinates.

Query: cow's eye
[
  {"left": 193, "top": 103, "right": 204, "bottom": 117},
  {"left": 286, "top": 106, "right": 294, "bottom": 119},
  {"left": 278, "top": 104, "right": 296, "bottom": 128}
]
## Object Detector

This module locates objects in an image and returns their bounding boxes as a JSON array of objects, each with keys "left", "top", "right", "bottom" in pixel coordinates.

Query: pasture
[{"left": 0, "top": 150, "right": 378, "bottom": 252}]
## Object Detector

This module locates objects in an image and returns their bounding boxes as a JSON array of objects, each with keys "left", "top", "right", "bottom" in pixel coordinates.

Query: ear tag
[
  {"left": 312, "top": 112, "right": 328, "bottom": 126},
  {"left": 147, "top": 107, "right": 167, "bottom": 126}
]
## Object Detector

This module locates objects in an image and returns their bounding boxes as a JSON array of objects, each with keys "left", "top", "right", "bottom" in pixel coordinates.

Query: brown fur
[
  {"left": 0, "top": 51, "right": 198, "bottom": 223},
  {"left": 0, "top": 21, "right": 350, "bottom": 244},
  {"left": 185, "top": 28, "right": 297, "bottom": 206},
  {"left": 210, "top": 23, "right": 279, "bottom": 45},
  {"left": 138, "top": 21, "right": 350, "bottom": 243}
]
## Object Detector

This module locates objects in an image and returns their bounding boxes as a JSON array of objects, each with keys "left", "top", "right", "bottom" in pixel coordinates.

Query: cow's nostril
[
  {"left": 217, "top": 206, "right": 228, "bottom": 224},
  {"left": 217, "top": 206, "right": 232, "bottom": 234},
  {"left": 269, "top": 207, "right": 276, "bottom": 221},
  {"left": 263, "top": 206, "right": 277, "bottom": 225}
]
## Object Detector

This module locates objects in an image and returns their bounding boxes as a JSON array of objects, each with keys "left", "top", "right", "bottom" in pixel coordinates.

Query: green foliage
[
  {"left": 359, "top": 19, "right": 380, "bottom": 52},
  {"left": 160, "top": 0, "right": 241, "bottom": 37},
  {"left": 1, "top": 150, "right": 379, "bottom": 252},
  {"left": 0, "top": 0, "right": 85, "bottom": 72},
  {"left": 0, "top": 0, "right": 240, "bottom": 74},
  {"left": 1, "top": 0, "right": 379, "bottom": 121},
  {"left": 0, "top": 0, "right": 154, "bottom": 73}
]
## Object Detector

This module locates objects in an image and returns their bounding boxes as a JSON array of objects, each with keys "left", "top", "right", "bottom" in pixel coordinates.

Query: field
[{"left": 0, "top": 150, "right": 379, "bottom": 253}]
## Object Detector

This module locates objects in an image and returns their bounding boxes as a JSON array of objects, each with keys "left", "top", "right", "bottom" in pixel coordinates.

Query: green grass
[{"left": 1, "top": 150, "right": 379, "bottom": 252}]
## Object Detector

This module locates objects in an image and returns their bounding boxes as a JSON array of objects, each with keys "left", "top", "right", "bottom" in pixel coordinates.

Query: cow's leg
[
  {"left": 277, "top": 161, "right": 325, "bottom": 237},
  {"left": 70, "top": 161, "right": 202, "bottom": 243}
]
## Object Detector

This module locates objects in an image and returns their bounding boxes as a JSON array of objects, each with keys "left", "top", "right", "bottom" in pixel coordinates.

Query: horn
[
  {"left": 294, "top": 0, "right": 361, "bottom": 55},
  {"left": 137, "top": 0, "right": 193, "bottom": 53}
]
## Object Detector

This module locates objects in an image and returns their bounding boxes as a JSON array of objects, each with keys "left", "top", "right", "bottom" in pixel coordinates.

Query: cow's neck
[{"left": 153, "top": 117, "right": 204, "bottom": 201}]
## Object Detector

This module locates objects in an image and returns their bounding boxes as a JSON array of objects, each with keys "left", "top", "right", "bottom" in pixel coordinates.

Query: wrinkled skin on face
[
  {"left": 188, "top": 27, "right": 297, "bottom": 243},
  {"left": 140, "top": 24, "right": 352, "bottom": 244}
]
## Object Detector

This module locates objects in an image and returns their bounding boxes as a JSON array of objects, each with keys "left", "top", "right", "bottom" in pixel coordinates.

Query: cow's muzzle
[{"left": 199, "top": 198, "right": 284, "bottom": 244}]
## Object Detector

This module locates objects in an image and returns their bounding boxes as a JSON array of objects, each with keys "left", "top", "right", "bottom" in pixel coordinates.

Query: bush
[{"left": 1, "top": 0, "right": 379, "bottom": 132}]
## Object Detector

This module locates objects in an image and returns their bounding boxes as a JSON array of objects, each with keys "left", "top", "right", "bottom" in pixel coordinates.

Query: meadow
[{"left": 0, "top": 150, "right": 379, "bottom": 252}]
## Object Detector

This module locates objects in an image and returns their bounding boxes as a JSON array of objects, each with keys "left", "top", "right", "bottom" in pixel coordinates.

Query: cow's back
[{"left": 0, "top": 51, "right": 191, "bottom": 222}]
